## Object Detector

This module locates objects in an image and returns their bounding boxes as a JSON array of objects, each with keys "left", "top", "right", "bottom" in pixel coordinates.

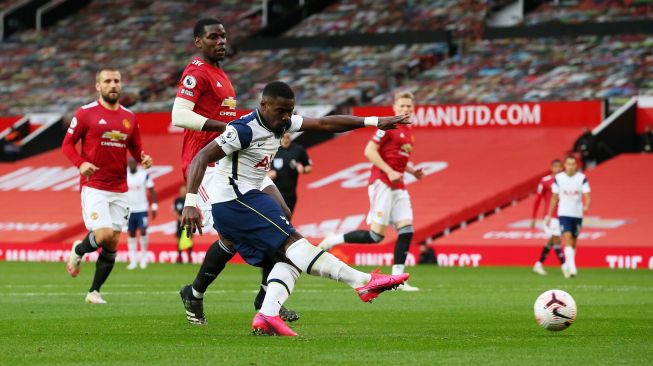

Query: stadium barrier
[{"left": 484, "top": 19, "right": 653, "bottom": 39}]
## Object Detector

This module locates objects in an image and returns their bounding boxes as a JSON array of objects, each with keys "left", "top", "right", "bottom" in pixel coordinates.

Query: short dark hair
[
  {"left": 95, "top": 67, "right": 120, "bottom": 82},
  {"left": 565, "top": 155, "right": 577, "bottom": 162},
  {"left": 262, "top": 81, "right": 295, "bottom": 100},
  {"left": 551, "top": 158, "right": 562, "bottom": 165},
  {"left": 194, "top": 18, "right": 222, "bottom": 38}
]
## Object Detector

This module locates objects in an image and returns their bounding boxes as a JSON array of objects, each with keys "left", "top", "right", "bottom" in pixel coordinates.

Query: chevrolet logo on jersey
[
  {"left": 101, "top": 130, "right": 128, "bottom": 141},
  {"left": 221, "top": 97, "right": 237, "bottom": 109}
]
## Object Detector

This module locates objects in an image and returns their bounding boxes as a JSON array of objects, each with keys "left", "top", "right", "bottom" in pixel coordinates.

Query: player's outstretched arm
[
  {"left": 171, "top": 98, "right": 228, "bottom": 132},
  {"left": 299, "top": 114, "right": 410, "bottom": 133},
  {"left": 181, "top": 141, "right": 226, "bottom": 235}
]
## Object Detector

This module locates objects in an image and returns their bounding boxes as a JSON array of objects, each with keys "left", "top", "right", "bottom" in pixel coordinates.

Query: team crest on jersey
[
  {"left": 183, "top": 75, "right": 197, "bottom": 89},
  {"left": 221, "top": 97, "right": 237, "bottom": 109},
  {"left": 375, "top": 130, "right": 385, "bottom": 139},
  {"left": 91, "top": 212, "right": 98, "bottom": 220},
  {"left": 102, "top": 130, "right": 128, "bottom": 141},
  {"left": 122, "top": 119, "right": 131, "bottom": 129}
]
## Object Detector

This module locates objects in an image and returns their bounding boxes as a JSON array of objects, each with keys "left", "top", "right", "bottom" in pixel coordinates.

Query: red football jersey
[
  {"left": 532, "top": 175, "right": 559, "bottom": 219},
  {"left": 61, "top": 100, "right": 144, "bottom": 193},
  {"left": 176, "top": 57, "right": 237, "bottom": 177},
  {"left": 368, "top": 124, "right": 415, "bottom": 189}
]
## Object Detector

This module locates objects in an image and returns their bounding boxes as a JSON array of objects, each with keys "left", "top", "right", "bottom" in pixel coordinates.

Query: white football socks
[
  {"left": 259, "top": 262, "right": 299, "bottom": 317},
  {"left": 286, "top": 239, "right": 371, "bottom": 289},
  {"left": 564, "top": 246, "right": 576, "bottom": 270},
  {"left": 127, "top": 237, "right": 137, "bottom": 264},
  {"left": 392, "top": 264, "right": 405, "bottom": 276},
  {"left": 140, "top": 235, "right": 149, "bottom": 263}
]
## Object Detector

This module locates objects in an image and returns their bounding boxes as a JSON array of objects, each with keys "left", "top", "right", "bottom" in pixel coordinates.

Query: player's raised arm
[
  {"left": 171, "top": 98, "right": 228, "bottom": 132},
  {"left": 181, "top": 140, "right": 227, "bottom": 235},
  {"left": 299, "top": 114, "right": 410, "bottom": 133}
]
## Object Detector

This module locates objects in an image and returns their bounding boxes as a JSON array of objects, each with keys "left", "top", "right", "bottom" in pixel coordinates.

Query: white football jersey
[
  {"left": 210, "top": 110, "right": 303, "bottom": 203},
  {"left": 552, "top": 172, "right": 590, "bottom": 218},
  {"left": 127, "top": 168, "right": 154, "bottom": 212}
]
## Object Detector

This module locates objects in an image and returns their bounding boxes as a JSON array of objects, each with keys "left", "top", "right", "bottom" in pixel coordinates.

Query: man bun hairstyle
[
  {"left": 194, "top": 18, "right": 223, "bottom": 38},
  {"left": 263, "top": 81, "right": 295, "bottom": 100}
]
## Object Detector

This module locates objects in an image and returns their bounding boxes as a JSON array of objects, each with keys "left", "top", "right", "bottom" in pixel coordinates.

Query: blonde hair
[{"left": 394, "top": 91, "right": 414, "bottom": 102}]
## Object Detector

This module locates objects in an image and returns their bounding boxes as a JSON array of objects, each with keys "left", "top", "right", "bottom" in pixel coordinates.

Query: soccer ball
[{"left": 534, "top": 289, "right": 577, "bottom": 331}]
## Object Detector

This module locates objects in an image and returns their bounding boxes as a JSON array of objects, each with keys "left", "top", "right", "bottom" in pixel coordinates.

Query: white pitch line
[{"left": 0, "top": 288, "right": 403, "bottom": 297}]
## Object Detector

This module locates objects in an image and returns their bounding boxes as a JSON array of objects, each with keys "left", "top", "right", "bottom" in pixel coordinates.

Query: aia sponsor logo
[{"left": 561, "top": 189, "right": 581, "bottom": 196}]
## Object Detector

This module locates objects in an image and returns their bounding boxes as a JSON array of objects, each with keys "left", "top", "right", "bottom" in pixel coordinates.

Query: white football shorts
[
  {"left": 542, "top": 217, "right": 561, "bottom": 239},
  {"left": 81, "top": 186, "right": 129, "bottom": 232},
  {"left": 366, "top": 179, "right": 413, "bottom": 227}
]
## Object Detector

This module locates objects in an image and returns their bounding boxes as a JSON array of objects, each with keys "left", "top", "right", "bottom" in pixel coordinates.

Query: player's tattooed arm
[
  {"left": 181, "top": 141, "right": 226, "bottom": 236},
  {"left": 299, "top": 114, "right": 410, "bottom": 133}
]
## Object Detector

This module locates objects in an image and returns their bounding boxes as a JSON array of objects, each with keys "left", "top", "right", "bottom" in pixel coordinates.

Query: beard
[{"left": 101, "top": 91, "right": 120, "bottom": 104}]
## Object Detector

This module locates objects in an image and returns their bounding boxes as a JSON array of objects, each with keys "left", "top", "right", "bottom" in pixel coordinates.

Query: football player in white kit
[
  {"left": 126, "top": 157, "right": 157, "bottom": 269},
  {"left": 546, "top": 155, "right": 591, "bottom": 278},
  {"left": 181, "top": 81, "right": 411, "bottom": 336}
]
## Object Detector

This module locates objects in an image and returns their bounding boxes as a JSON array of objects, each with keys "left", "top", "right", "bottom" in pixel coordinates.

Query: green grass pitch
[{"left": 0, "top": 262, "right": 651, "bottom": 365}]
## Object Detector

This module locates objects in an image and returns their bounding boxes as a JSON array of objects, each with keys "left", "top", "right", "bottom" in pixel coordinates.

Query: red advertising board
[
  {"left": 353, "top": 100, "right": 603, "bottom": 128},
  {"left": 637, "top": 96, "right": 653, "bottom": 133}
]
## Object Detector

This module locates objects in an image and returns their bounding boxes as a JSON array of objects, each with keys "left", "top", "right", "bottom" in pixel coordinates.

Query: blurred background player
[
  {"left": 547, "top": 155, "right": 592, "bottom": 278},
  {"left": 62, "top": 67, "right": 153, "bottom": 304},
  {"left": 174, "top": 184, "right": 193, "bottom": 263},
  {"left": 267, "top": 132, "right": 312, "bottom": 213},
  {"left": 531, "top": 159, "right": 565, "bottom": 276},
  {"left": 126, "top": 157, "right": 157, "bottom": 270},
  {"left": 170, "top": 18, "right": 298, "bottom": 322},
  {"left": 320, "top": 91, "right": 423, "bottom": 291}
]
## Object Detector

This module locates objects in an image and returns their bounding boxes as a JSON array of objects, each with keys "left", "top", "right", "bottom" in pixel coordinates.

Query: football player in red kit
[
  {"left": 62, "top": 67, "right": 153, "bottom": 304},
  {"left": 320, "top": 91, "right": 423, "bottom": 291},
  {"left": 531, "top": 159, "right": 566, "bottom": 276},
  {"left": 171, "top": 18, "right": 297, "bottom": 325}
]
